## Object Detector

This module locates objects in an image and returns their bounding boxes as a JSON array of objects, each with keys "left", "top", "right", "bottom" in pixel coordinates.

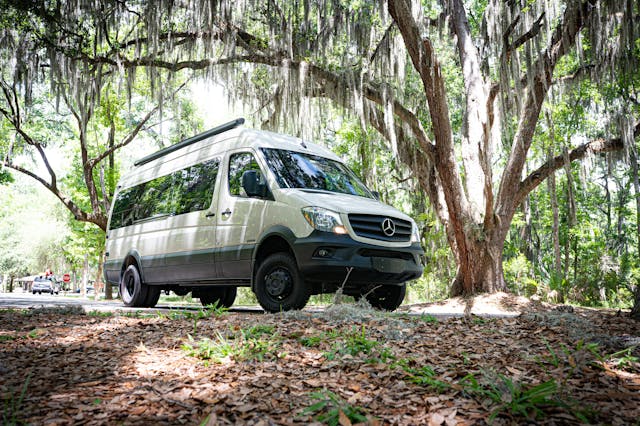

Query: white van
[{"left": 104, "top": 119, "right": 424, "bottom": 312}]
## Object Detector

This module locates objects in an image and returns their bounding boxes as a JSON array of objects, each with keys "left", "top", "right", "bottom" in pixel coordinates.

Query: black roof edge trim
[{"left": 134, "top": 118, "right": 245, "bottom": 167}]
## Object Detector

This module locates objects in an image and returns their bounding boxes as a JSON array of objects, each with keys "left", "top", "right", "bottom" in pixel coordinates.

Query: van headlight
[
  {"left": 411, "top": 223, "right": 421, "bottom": 243},
  {"left": 302, "top": 207, "right": 348, "bottom": 235}
]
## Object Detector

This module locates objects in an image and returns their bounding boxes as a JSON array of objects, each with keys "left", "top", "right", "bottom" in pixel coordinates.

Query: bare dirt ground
[{"left": 1, "top": 294, "right": 639, "bottom": 425}]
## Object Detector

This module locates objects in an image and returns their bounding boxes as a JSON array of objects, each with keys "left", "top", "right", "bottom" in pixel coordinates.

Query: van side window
[
  {"left": 228, "top": 152, "right": 260, "bottom": 197},
  {"left": 174, "top": 160, "right": 219, "bottom": 214},
  {"left": 109, "top": 159, "right": 219, "bottom": 229}
]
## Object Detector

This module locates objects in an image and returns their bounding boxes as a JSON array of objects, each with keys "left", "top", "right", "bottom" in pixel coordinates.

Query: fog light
[{"left": 315, "top": 248, "right": 333, "bottom": 258}]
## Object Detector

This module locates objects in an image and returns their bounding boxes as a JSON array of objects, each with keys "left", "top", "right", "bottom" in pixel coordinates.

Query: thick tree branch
[
  {"left": 446, "top": 0, "right": 492, "bottom": 224},
  {"left": 497, "top": 0, "right": 596, "bottom": 219},
  {"left": 504, "top": 13, "right": 545, "bottom": 62},
  {"left": 1, "top": 160, "right": 106, "bottom": 229},
  {"left": 0, "top": 81, "right": 59, "bottom": 190},
  {"left": 515, "top": 126, "right": 637, "bottom": 206}
]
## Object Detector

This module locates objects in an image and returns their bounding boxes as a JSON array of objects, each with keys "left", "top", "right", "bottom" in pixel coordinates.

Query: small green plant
[
  {"left": 182, "top": 329, "right": 282, "bottom": 364},
  {"left": 0, "top": 335, "right": 17, "bottom": 342},
  {"left": 418, "top": 314, "right": 439, "bottom": 324},
  {"left": 241, "top": 324, "right": 275, "bottom": 339},
  {"left": 325, "top": 326, "right": 378, "bottom": 360},
  {"left": 300, "top": 390, "right": 370, "bottom": 425},
  {"left": 87, "top": 310, "right": 113, "bottom": 317},
  {"left": 202, "top": 302, "right": 229, "bottom": 317},
  {"left": 299, "top": 335, "right": 323, "bottom": 347},
  {"left": 25, "top": 329, "right": 40, "bottom": 339},
  {"left": 182, "top": 333, "right": 235, "bottom": 364},
  {"left": 403, "top": 364, "right": 449, "bottom": 393},
  {"left": 460, "top": 373, "right": 560, "bottom": 422},
  {"left": 607, "top": 346, "right": 639, "bottom": 370},
  {"left": 538, "top": 338, "right": 562, "bottom": 368},
  {"left": 2, "top": 374, "right": 30, "bottom": 425}
]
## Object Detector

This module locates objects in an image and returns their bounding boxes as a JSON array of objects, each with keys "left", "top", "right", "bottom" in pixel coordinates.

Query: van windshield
[{"left": 261, "top": 148, "right": 374, "bottom": 198}]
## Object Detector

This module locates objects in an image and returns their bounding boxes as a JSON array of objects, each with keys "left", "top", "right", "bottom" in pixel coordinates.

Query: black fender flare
[
  {"left": 251, "top": 225, "right": 298, "bottom": 289},
  {"left": 120, "top": 250, "right": 146, "bottom": 284}
]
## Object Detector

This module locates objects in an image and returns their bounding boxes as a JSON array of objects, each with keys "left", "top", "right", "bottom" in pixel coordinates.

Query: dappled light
[{"left": 1, "top": 304, "right": 638, "bottom": 424}]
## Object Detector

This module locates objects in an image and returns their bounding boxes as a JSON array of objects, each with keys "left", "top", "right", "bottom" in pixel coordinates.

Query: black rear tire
[
  {"left": 254, "top": 253, "right": 309, "bottom": 313},
  {"left": 120, "top": 265, "right": 148, "bottom": 307},
  {"left": 199, "top": 286, "right": 236, "bottom": 308},
  {"left": 143, "top": 286, "right": 161, "bottom": 307},
  {"left": 363, "top": 284, "right": 406, "bottom": 311}
]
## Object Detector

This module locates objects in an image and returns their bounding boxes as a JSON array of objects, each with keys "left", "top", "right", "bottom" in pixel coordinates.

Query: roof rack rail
[{"left": 134, "top": 118, "right": 245, "bottom": 167}]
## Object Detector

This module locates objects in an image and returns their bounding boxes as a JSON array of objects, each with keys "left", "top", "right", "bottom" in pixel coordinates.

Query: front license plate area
[{"left": 372, "top": 257, "right": 405, "bottom": 274}]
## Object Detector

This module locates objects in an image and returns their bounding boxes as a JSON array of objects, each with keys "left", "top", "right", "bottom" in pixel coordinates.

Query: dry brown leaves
[{"left": 0, "top": 302, "right": 638, "bottom": 425}]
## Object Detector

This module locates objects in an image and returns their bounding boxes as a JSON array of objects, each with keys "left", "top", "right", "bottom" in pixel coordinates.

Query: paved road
[
  {"left": 0, "top": 291, "right": 263, "bottom": 314},
  {"left": 0, "top": 292, "right": 520, "bottom": 318}
]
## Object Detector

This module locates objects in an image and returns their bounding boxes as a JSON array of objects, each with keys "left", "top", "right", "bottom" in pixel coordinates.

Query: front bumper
[{"left": 291, "top": 231, "right": 424, "bottom": 289}]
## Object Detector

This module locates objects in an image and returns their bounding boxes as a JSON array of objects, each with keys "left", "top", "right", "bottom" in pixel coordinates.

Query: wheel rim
[
  {"left": 264, "top": 267, "right": 293, "bottom": 299},
  {"left": 122, "top": 272, "right": 136, "bottom": 303}
]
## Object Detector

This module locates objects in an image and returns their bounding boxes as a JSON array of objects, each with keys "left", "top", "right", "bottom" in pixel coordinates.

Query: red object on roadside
[{"left": 63, "top": 274, "right": 71, "bottom": 283}]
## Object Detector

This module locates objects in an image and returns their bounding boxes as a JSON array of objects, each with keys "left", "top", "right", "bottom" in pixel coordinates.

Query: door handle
[
  {"left": 221, "top": 208, "right": 232, "bottom": 217},
  {"left": 205, "top": 212, "right": 216, "bottom": 218}
]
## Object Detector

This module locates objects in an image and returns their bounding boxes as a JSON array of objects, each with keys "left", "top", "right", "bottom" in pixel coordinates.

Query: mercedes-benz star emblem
[{"left": 382, "top": 218, "right": 396, "bottom": 237}]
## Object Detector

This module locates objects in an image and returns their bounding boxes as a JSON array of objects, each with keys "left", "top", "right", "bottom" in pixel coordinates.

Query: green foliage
[
  {"left": 300, "top": 390, "right": 370, "bottom": 426},
  {"left": 606, "top": 346, "right": 639, "bottom": 370},
  {"left": 396, "top": 359, "right": 449, "bottom": 393},
  {"left": 1, "top": 373, "right": 30, "bottom": 426},
  {"left": 324, "top": 326, "right": 379, "bottom": 360},
  {"left": 0, "top": 167, "right": 13, "bottom": 185},
  {"left": 182, "top": 327, "right": 283, "bottom": 364},
  {"left": 460, "top": 373, "right": 560, "bottom": 422},
  {"left": 86, "top": 310, "right": 114, "bottom": 318}
]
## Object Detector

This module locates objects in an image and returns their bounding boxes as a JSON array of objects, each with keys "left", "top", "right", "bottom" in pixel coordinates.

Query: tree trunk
[
  {"left": 82, "top": 254, "right": 89, "bottom": 296},
  {"left": 449, "top": 229, "right": 508, "bottom": 296},
  {"left": 95, "top": 252, "right": 104, "bottom": 301},
  {"left": 548, "top": 150, "right": 562, "bottom": 276},
  {"left": 632, "top": 285, "right": 640, "bottom": 320}
]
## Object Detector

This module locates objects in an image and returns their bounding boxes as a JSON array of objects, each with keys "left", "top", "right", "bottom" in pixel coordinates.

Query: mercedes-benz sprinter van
[{"left": 104, "top": 119, "right": 424, "bottom": 312}]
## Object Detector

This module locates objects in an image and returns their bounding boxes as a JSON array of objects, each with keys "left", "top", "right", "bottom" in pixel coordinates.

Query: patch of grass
[
  {"left": 404, "top": 364, "right": 449, "bottom": 392},
  {"left": 25, "top": 329, "right": 40, "bottom": 339},
  {"left": 299, "top": 390, "right": 370, "bottom": 425},
  {"left": 182, "top": 329, "right": 283, "bottom": 364},
  {"left": 418, "top": 314, "right": 439, "bottom": 324},
  {"left": 606, "top": 346, "right": 639, "bottom": 370},
  {"left": 87, "top": 310, "right": 113, "bottom": 317},
  {"left": 241, "top": 324, "right": 275, "bottom": 339},
  {"left": 2, "top": 373, "right": 30, "bottom": 425},
  {"left": 0, "top": 334, "right": 17, "bottom": 342},
  {"left": 460, "top": 372, "right": 560, "bottom": 422},
  {"left": 299, "top": 335, "right": 323, "bottom": 347},
  {"left": 25, "top": 306, "right": 85, "bottom": 316},
  {"left": 324, "top": 326, "right": 378, "bottom": 360}
]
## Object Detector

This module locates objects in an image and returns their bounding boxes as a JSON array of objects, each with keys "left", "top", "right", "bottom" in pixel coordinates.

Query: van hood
[{"left": 280, "top": 189, "right": 413, "bottom": 221}]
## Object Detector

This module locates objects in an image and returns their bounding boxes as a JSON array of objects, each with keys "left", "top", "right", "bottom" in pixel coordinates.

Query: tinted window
[
  {"left": 228, "top": 152, "right": 261, "bottom": 197},
  {"left": 261, "top": 148, "right": 373, "bottom": 198},
  {"left": 174, "top": 161, "right": 219, "bottom": 214},
  {"left": 109, "top": 159, "right": 219, "bottom": 230}
]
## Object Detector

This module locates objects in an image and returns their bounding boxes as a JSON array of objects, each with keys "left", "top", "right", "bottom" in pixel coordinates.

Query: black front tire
[
  {"left": 254, "top": 253, "right": 309, "bottom": 313},
  {"left": 120, "top": 265, "right": 148, "bottom": 307},
  {"left": 363, "top": 284, "right": 406, "bottom": 311}
]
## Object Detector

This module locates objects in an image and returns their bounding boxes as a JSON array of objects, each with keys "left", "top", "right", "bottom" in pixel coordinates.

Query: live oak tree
[{"left": 1, "top": 0, "right": 638, "bottom": 300}]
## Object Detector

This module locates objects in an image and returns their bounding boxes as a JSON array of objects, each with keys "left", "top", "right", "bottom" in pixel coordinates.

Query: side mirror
[
  {"left": 242, "top": 170, "right": 268, "bottom": 198},
  {"left": 371, "top": 191, "right": 381, "bottom": 200}
]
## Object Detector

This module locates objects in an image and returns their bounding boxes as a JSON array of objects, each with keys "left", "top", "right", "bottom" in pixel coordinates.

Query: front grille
[
  {"left": 348, "top": 214, "right": 412, "bottom": 242},
  {"left": 359, "top": 249, "right": 415, "bottom": 261}
]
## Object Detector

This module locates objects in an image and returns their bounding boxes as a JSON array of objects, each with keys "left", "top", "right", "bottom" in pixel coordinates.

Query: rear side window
[
  {"left": 109, "top": 159, "right": 219, "bottom": 229},
  {"left": 228, "top": 152, "right": 261, "bottom": 197}
]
